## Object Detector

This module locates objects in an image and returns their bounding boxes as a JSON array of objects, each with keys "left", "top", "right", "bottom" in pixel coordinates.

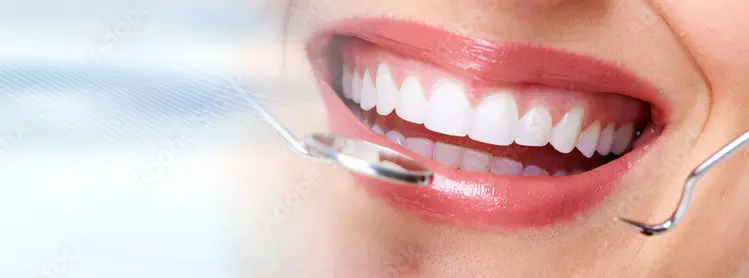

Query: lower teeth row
[{"left": 369, "top": 123, "right": 585, "bottom": 177}]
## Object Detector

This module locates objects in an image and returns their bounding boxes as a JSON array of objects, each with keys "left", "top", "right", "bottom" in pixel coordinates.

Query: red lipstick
[{"left": 306, "top": 19, "right": 665, "bottom": 229}]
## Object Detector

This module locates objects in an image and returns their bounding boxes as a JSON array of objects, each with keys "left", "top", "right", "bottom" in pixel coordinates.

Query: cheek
[{"left": 657, "top": 1, "right": 749, "bottom": 100}]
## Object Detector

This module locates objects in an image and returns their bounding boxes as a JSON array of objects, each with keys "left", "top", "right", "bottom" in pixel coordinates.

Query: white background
[{"left": 0, "top": 0, "right": 303, "bottom": 276}]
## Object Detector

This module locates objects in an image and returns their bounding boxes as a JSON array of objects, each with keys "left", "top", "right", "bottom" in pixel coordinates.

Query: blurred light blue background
[{"left": 0, "top": 0, "right": 291, "bottom": 277}]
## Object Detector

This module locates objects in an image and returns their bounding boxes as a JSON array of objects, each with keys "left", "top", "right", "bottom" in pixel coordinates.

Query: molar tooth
[
  {"left": 375, "top": 64, "right": 400, "bottom": 115},
  {"left": 433, "top": 142, "right": 464, "bottom": 168},
  {"left": 404, "top": 137, "right": 434, "bottom": 158},
  {"left": 342, "top": 67, "right": 353, "bottom": 99},
  {"left": 395, "top": 76, "right": 428, "bottom": 124},
  {"left": 460, "top": 149, "right": 492, "bottom": 172},
  {"left": 576, "top": 121, "right": 601, "bottom": 158},
  {"left": 551, "top": 107, "right": 585, "bottom": 153},
  {"left": 596, "top": 123, "right": 615, "bottom": 156},
  {"left": 360, "top": 70, "right": 377, "bottom": 111},
  {"left": 515, "top": 107, "right": 553, "bottom": 147},
  {"left": 352, "top": 71, "right": 362, "bottom": 104},
  {"left": 425, "top": 79, "right": 471, "bottom": 137},
  {"left": 611, "top": 122, "right": 635, "bottom": 155},
  {"left": 521, "top": 165, "right": 549, "bottom": 177},
  {"left": 467, "top": 92, "right": 518, "bottom": 146},
  {"left": 385, "top": 130, "right": 406, "bottom": 145},
  {"left": 490, "top": 157, "right": 523, "bottom": 175}
]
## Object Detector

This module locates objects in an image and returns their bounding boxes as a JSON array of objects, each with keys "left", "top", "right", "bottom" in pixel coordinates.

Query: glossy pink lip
[{"left": 306, "top": 19, "right": 667, "bottom": 229}]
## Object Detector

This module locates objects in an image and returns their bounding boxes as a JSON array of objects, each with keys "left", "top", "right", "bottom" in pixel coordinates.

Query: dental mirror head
[
  {"left": 301, "top": 133, "right": 433, "bottom": 186},
  {"left": 240, "top": 84, "right": 432, "bottom": 187}
]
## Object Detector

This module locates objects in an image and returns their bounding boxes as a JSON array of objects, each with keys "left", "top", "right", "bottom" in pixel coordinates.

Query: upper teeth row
[{"left": 342, "top": 64, "right": 636, "bottom": 157}]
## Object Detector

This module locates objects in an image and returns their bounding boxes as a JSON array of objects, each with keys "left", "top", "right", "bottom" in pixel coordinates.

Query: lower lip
[{"left": 308, "top": 20, "right": 661, "bottom": 229}]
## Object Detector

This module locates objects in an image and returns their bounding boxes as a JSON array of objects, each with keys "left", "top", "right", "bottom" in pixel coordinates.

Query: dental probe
[
  {"left": 618, "top": 130, "right": 749, "bottom": 236},
  {"left": 243, "top": 88, "right": 433, "bottom": 186}
]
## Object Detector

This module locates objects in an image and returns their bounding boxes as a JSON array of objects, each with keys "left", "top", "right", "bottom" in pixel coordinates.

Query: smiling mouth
[{"left": 306, "top": 19, "right": 668, "bottom": 229}]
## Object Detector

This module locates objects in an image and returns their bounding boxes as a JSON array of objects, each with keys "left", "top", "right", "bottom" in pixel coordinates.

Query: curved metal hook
[{"left": 618, "top": 130, "right": 749, "bottom": 236}]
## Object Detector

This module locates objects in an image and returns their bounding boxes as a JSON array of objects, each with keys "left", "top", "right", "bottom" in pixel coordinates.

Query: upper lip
[{"left": 307, "top": 18, "right": 667, "bottom": 228}]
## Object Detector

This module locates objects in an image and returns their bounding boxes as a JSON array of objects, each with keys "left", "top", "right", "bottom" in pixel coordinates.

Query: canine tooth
[
  {"left": 576, "top": 121, "right": 601, "bottom": 158},
  {"left": 596, "top": 123, "right": 615, "bottom": 156},
  {"left": 433, "top": 142, "right": 463, "bottom": 168},
  {"left": 522, "top": 165, "right": 549, "bottom": 177},
  {"left": 460, "top": 149, "right": 492, "bottom": 172},
  {"left": 360, "top": 70, "right": 377, "bottom": 110},
  {"left": 404, "top": 137, "right": 434, "bottom": 158},
  {"left": 425, "top": 79, "right": 471, "bottom": 137},
  {"left": 551, "top": 107, "right": 584, "bottom": 153},
  {"left": 515, "top": 107, "right": 553, "bottom": 147},
  {"left": 553, "top": 170, "right": 568, "bottom": 177},
  {"left": 385, "top": 130, "right": 406, "bottom": 145},
  {"left": 395, "top": 76, "right": 428, "bottom": 124},
  {"left": 352, "top": 71, "right": 362, "bottom": 104},
  {"left": 467, "top": 93, "right": 518, "bottom": 146},
  {"left": 376, "top": 64, "right": 400, "bottom": 115},
  {"left": 342, "top": 67, "right": 353, "bottom": 99},
  {"left": 490, "top": 157, "right": 523, "bottom": 175},
  {"left": 611, "top": 122, "right": 635, "bottom": 155},
  {"left": 371, "top": 124, "right": 384, "bottom": 135}
]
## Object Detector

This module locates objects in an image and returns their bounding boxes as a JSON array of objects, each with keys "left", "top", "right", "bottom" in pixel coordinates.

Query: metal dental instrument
[
  {"left": 618, "top": 130, "right": 749, "bottom": 236},
  {"left": 243, "top": 90, "right": 433, "bottom": 186}
]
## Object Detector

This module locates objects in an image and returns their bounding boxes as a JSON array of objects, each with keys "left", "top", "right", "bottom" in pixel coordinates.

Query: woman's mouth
[{"left": 306, "top": 19, "right": 669, "bottom": 229}]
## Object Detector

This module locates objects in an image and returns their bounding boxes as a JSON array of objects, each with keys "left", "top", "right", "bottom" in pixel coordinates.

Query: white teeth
[
  {"left": 460, "top": 149, "right": 492, "bottom": 172},
  {"left": 550, "top": 107, "right": 584, "bottom": 153},
  {"left": 385, "top": 130, "right": 406, "bottom": 145},
  {"left": 424, "top": 79, "right": 471, "bottom": 137},
  {"left": 371, "top": 124, "right": 384, "bottom": 135},
  {"left": 342, "top": 67, "right": 353, "bottom": 99},
  {"left": 596, "top": 123, "right": 615, "bottom": 156},
  {"left": 375, "top": 64, "right": 400, "bottom": 115},
  {"left": 343, "top": 64, "right": 638, "bottom": 161},
  {"left": 378, "top": 127, "right": 593, "bottom": 176},
  {"left": 360, "top": 70, "right": 377, "bottom": 111},
  {"left": 351, "top": 71, "right": 362, "bottom": 104},
  {"left": 576, "top": 121, "right": 601, "bottom": 158},
  {"left": 611, "top": 123, "right": 635, "bottom": 155},
  {"left": 433, "top": 142, "right": 464, "bottom": 168},
  {"left": 404, "top": 137, "right": 434, "bottom": 158},
  {"left": 467, "top": 93, "right": 518, "bottom": 146},
  {"left": 396, "top": 76, "right": 428, "bottom": 124},
  {"left": 515, "top": 107, "right": 553, "bottom": 147},
  {"left": 490, "top": 157, "right": 524, "bottom": 175},
  {"left": 522, "top": 165, "right": 549, "bottom": 176}
]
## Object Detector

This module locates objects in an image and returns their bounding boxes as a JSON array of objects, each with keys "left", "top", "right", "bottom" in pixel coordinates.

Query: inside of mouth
[{"left": 323, "top": 36, "right": 654, "bottom": 177}]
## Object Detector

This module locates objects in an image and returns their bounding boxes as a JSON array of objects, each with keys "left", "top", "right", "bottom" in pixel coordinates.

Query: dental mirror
[{"left": 241, "top": 86, "right": 433, "bottom": 186}]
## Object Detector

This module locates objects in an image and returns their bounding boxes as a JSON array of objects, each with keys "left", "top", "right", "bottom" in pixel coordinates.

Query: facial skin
[{"left": 250, "top": 0, "right": 749, "bottom": 276}]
